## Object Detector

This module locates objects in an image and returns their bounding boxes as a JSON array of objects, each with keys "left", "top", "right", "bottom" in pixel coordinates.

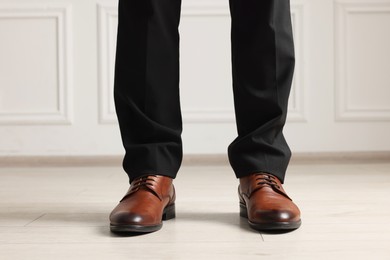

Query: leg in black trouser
[
  {"left": 113, "top": 0, "right": 183, "bottom": 183},
  {"left": 227, "top": 0, "right": 295, "bottom": 183},
  {"left": 114, "top": 0, "right": 295, "bottom": 183}
]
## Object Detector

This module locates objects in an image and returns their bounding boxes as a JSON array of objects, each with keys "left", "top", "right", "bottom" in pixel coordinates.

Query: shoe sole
[
  {"left": 110, "top": 204, "right": 176, "bottom": 233},
  {"left": 240, "top": 203, "right": 301, "bottom": 231}
]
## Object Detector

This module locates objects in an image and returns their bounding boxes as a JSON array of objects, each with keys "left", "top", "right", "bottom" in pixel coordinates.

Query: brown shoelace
[
  {"left": 255, "top": 173, "right": 280, "bottom": 189},
  {"left": 253, "top": 173, "right": 292, "bottom": 200},
  {"left": 121, "top": 175, "right": 162, "bottom": 201},
  {"left": 129, "top": 175, "right": 157, "bottom": 192}
]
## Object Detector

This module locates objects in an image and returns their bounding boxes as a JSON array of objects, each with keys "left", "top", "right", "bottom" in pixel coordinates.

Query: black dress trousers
[{"left": 113, "top": 0, "right": 295, "bottom": 183}]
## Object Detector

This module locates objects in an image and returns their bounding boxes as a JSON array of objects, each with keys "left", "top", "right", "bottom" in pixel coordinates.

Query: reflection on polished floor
[{"left": 0, "top": 162, "right": 389, "bottom": 259}]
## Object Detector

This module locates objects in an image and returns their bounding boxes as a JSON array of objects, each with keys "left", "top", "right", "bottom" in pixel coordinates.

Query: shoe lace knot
[
  {"left": 254, "top": 173, "right": 280, "bottom": 189},
  {"left": 252, "top": 173, "right": 292, "bottom": 200},
  {"left": 121, "top": 175, "right": 163, "bottom": 201}
]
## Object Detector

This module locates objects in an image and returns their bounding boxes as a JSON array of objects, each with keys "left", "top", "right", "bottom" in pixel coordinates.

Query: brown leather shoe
[
  {"left": 239, "top": 172, "right": 301, "bottom": 231},
  {"left": 109, "top": 175, "right": 176, "bottom": 233}
]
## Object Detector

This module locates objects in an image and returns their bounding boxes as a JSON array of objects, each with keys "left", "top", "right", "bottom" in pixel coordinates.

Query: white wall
[{"left": 0, "top": 0, "right": 390, "bottom": 157}]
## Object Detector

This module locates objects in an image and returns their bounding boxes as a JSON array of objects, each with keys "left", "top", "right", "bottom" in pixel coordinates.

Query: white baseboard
[{"left": 0, "top": 152, "right": 389, "bottom": 167}]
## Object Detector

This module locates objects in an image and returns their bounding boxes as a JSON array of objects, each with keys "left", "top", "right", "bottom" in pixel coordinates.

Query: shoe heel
[
  {"left": 162, "top": 204, "right": 176, "bottom": 220},
  {"left": 240, "top": 203, "right": 248, "bottom": 218}
]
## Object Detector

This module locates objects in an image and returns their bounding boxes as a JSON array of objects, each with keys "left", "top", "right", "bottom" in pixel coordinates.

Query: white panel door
[{"left": 0, "top": 0, "right": 390, "bottom": 156}]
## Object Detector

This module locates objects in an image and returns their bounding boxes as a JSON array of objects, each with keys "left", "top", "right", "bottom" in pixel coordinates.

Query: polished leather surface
[
  {"left": 110, "top": 175, "right": 175, "bottom": 232},
  {"left": 239, "top": 173, "right": 301, "bottom": 230}
]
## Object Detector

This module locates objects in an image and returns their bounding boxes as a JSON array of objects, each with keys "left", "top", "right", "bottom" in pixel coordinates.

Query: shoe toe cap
[
  {"left": 252, "top": 209, "right": 300, "bottom": 223},
  {"left": 110, "top": 211, "right": 148, "bottom": 225}
]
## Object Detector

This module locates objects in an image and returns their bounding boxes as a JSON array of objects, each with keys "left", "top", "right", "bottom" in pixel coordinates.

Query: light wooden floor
[{"left": 0, "top": 162, "right": 389, "bottom": 259}]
